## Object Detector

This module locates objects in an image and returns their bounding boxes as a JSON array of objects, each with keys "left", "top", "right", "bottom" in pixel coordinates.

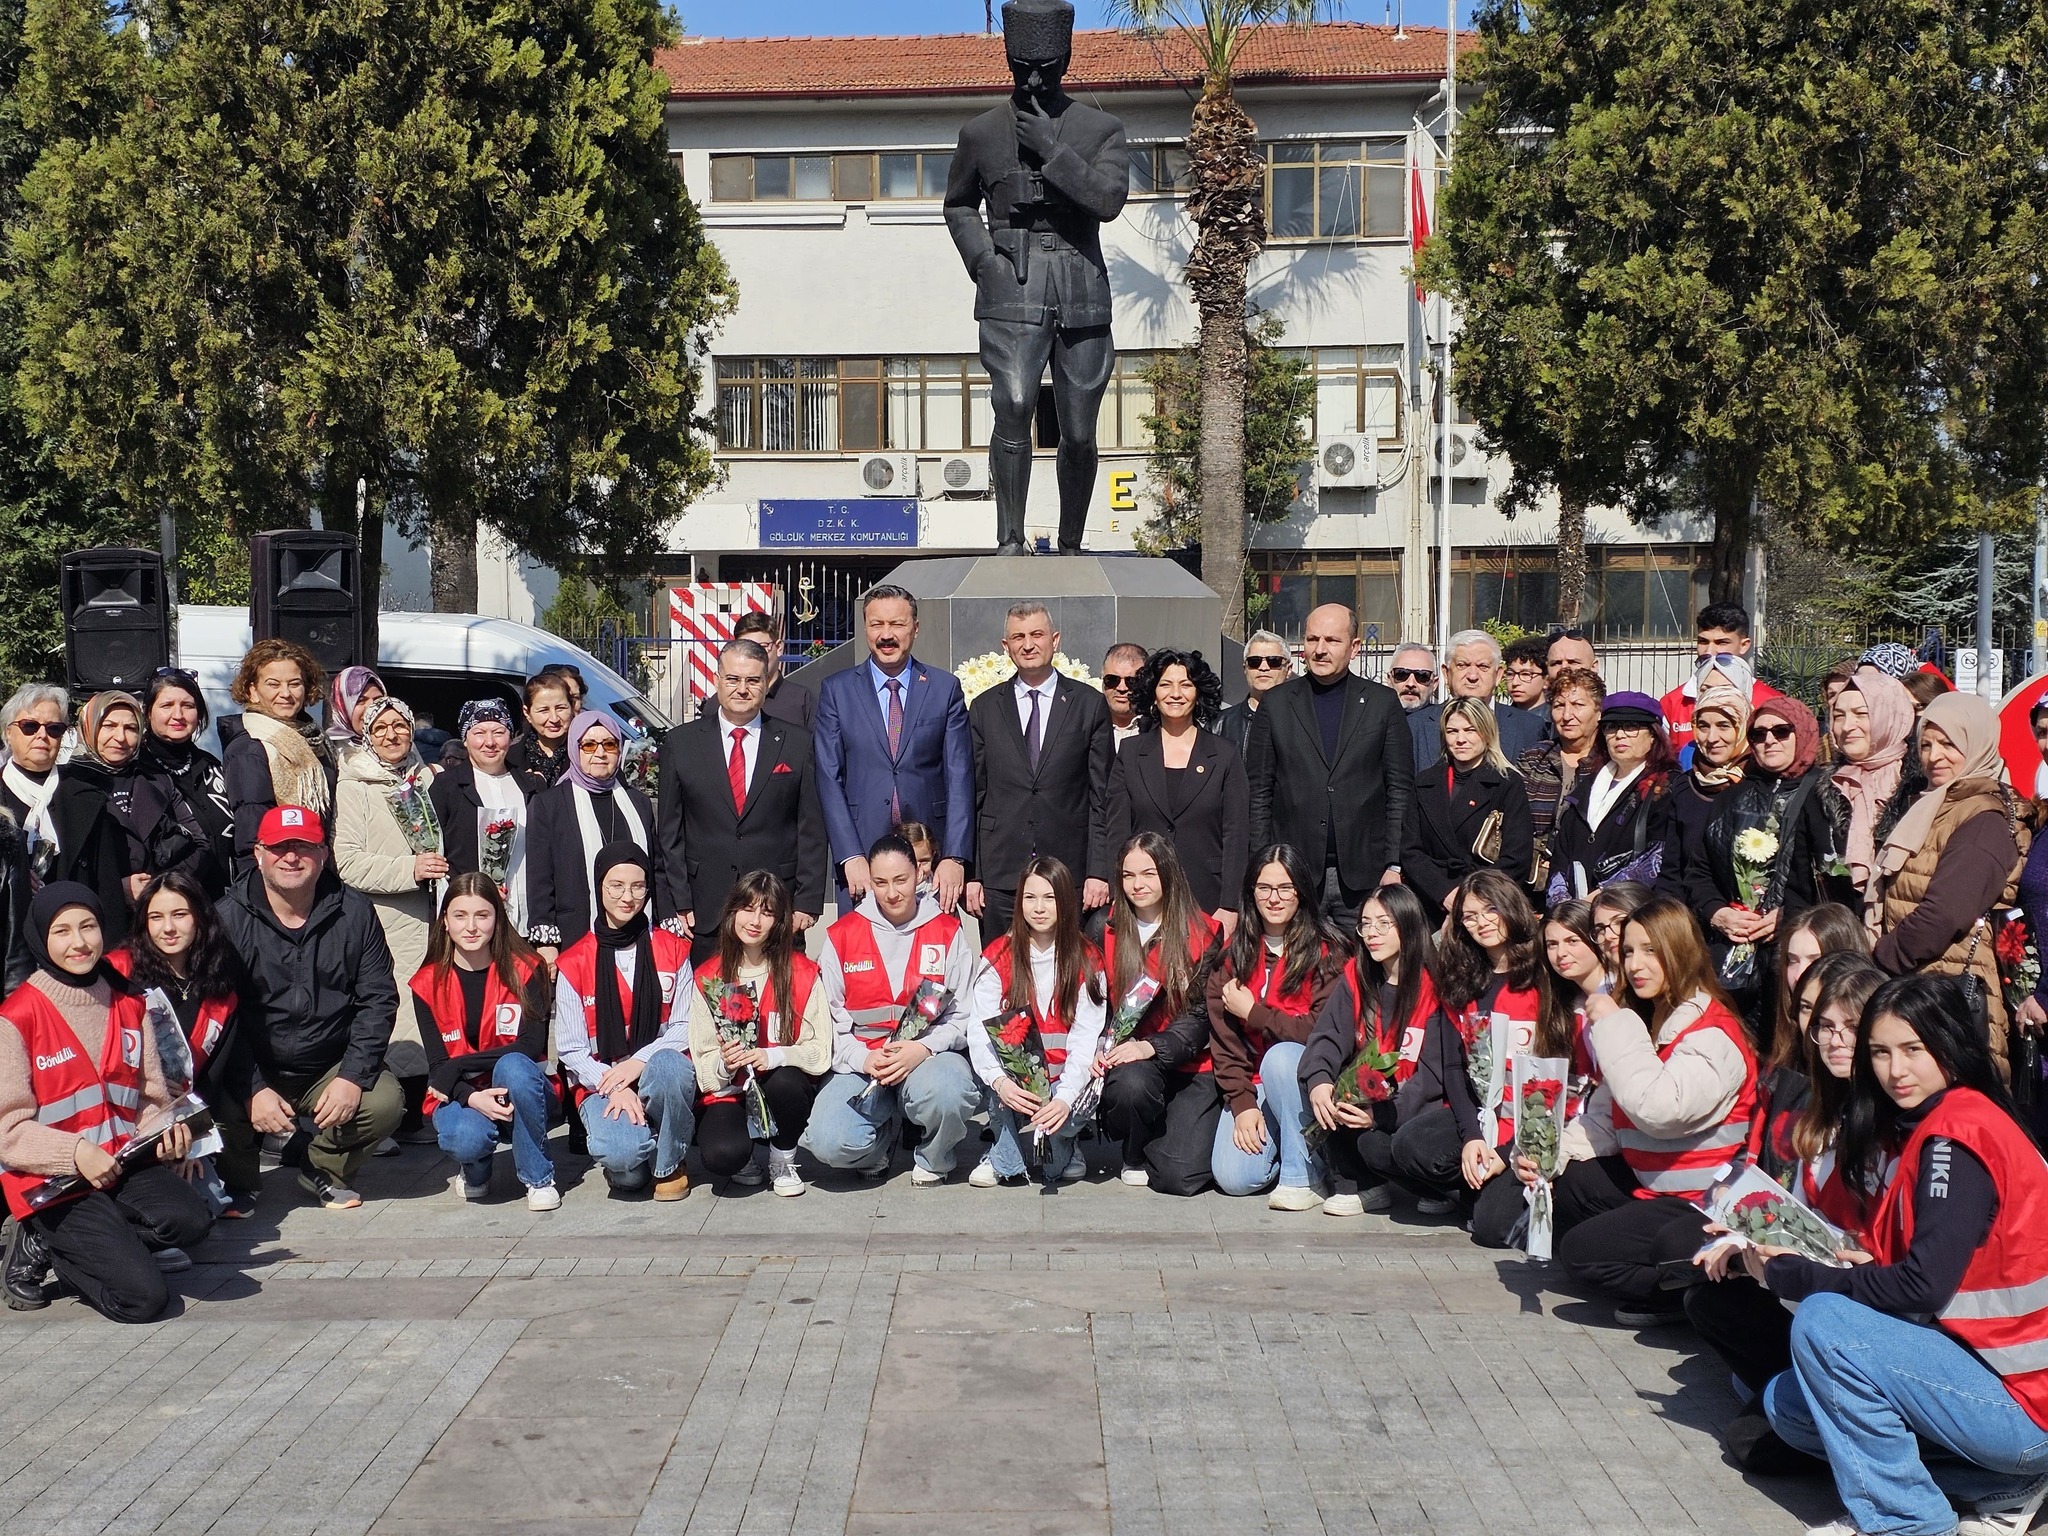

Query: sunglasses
[
  {"left": 1245, "top": 656, "right": 1290, "bottom": 671},
  {"left": 1552, "top": 626, "right": 1590, "bottom": 640},
  {"left": 1389, "top": 668, "right": 1436, "bottom": 684},
  {"left": 11, "top": 720, "right": 62, "bottom": 739},
  {"left": 1101, "top": 674, "right": 1136, "bottom": 690},
  {"left": 1748, "top": 723, "right": 1796, "bottom": 743}
]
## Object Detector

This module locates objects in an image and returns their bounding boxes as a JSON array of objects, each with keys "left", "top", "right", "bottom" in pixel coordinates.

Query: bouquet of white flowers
[
  {"left": 1723, "top": 823, "right": 1780, "bottom": 988},
  {"left": 955, "top": 651, "right": 1102, "bottom": 705}
]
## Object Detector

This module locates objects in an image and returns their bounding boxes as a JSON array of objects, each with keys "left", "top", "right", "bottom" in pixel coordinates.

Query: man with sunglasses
[
  {"left": 1101, "top": 642, "right": 1147, "bottom": 751},
  {"left": 1216, "top": 631, "right": 1292, "bottom": 755},
  {"left": 1385, "top": 643, "right": 1443, "bottom": 768}
]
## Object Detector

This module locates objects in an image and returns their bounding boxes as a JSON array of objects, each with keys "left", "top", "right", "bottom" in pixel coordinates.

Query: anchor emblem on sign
[{"left": 793, "top": 572, "right": 819, "bottom": 626}]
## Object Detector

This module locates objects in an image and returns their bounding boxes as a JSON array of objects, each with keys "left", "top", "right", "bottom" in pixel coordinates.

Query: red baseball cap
[{"left": 255, "top": 806, "right": 324, "bottom": 848}]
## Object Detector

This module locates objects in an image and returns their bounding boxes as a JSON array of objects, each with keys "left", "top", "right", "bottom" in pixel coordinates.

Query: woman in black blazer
[
  {"left": 1105, "top": 649, "right": 1249, "bottom": 927},
  {"left": 1401, "top": 697, "right": 1535, "bottom": 913},
  {"left": 524, "top": 711, "right": 671, "bottom": 960}
]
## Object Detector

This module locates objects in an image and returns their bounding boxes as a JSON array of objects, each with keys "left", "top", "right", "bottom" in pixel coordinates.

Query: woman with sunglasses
[
  {"left": 525, "top": 711, "right": 669, "bottom": 967},
  {"left": 1755, "top": 977, "right": 2048, "bottom": 1536},
  {"left": 1215, "top": 632, "right": 1292, "bottom": 757},
  {"left": 1678, "top": 696, "right": 1846, "bottom": 1021},
  {"left": 0, "top": 683, "right": 136, "bottom": 942}
]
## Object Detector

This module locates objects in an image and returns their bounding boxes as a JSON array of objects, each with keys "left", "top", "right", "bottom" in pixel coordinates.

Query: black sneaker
[
  {"left": 219, "top": 1191, "right": 259, "bottom": 1220},
  {"left": 4, "top": 1218, "right": 50, "bottom": 1310},
  {"left": 1613, "top": 1300, "right": 1687, "bottom": 1328},
  {"left": 295, "top": 1170, "right": 363, "bottom": 1210}
]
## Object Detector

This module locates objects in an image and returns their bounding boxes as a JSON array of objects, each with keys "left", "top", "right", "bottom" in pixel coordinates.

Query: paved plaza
[{"left": 0, "top": 1134, "right": 1840, "bottom": 1536}]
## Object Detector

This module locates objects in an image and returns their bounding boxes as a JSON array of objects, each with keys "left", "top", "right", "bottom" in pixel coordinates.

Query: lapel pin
[{"left": 1195, "top": 764, "right": 1205, "bottom": 774}]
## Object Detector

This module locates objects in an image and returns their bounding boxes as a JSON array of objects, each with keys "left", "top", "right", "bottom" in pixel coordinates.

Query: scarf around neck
[
  {"left": 3, "top": 762, "right": 59, "bottom": 856},
  {"left": 1828, "top": 666, "right": 1915, "bottom": 890},
  {"left": 243, "top": 710, "right": 332, "bottom": 815},
  {"left": 592, "top": 841, "right": 661, "bottom": 1062}
]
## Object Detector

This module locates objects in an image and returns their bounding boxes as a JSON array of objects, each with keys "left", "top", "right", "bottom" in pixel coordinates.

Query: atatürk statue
[{"left": 944, "top": 0, "right": 1128, "bottom": 555}]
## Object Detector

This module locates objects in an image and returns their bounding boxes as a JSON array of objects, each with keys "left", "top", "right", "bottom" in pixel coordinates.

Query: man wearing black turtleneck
[{"left": 1244, "top": 604, "right": 1414, "bottom": 922}]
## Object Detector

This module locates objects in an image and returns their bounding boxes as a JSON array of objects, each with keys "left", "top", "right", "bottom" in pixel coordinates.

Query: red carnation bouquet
[
  {"left": 1693, "top": 1164, "right": 1850, "bottom": 1267},
  {"left": 1994, "top": 907, "right": 2042, "bottom": 1021},
  {"left": 702, "top": 975, "right": 776, "bottom": 1139},
  {"left": 853, "top": 980, "right": 955, "bottom": 1114},
  {"left": 984, "top": 1008, "right": 1052, "bottom": 1100},
  {"left": 1511, "top": 1057, "right": 1570, "bottom": 1261}
]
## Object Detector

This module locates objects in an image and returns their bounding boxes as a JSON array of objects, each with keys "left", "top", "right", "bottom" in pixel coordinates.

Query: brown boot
[{"left": 654, "top": 1169, "right": 691, "bottom": 1202}]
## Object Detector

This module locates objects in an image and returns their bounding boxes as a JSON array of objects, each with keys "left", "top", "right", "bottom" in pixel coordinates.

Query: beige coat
[
  {"left": 333, "top": 748, "right": 440, "bottom": 1056},
  {"left": 1559, "top": 991, "right": 1748, "bottom": 1166},
  {"left": 687, "top": 957, "right": 832, "bottom": 1095}
]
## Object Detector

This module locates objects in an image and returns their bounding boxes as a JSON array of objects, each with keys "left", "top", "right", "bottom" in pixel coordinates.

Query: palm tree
[{"left": 1107, "top": 0, "right": 1329, "bottom": 639}]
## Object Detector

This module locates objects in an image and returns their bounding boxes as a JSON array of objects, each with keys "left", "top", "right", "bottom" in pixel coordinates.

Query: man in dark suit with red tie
[
  {"left": 966, "top": 601, "right": 1112, "bottom": 936},
  {"left": 656, "top": 639, "right": 828, "bottom": 962}
]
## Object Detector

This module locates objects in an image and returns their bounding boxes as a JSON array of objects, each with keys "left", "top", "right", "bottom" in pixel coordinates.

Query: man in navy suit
[{"left": 813, "top": 584, "right": 975, "bottom": 913}]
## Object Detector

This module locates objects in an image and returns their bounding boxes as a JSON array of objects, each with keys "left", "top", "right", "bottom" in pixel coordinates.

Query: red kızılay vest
[
  {"left": 104, "top": 948, "right": 235, "bottom": 1080},
  {"left": 1342, "top": 956, "right": 1432, "bottom": 1079},
  {"left": 1610, "top": 998, "right": 1759, "bottom": 1200},
  {"left": 1870, "top": 1088, "right": 2048, "bottom": 1429},
  {"left": 828, "top": 908, "right": 960, "bottom": 1050},
  {"left": 695, "top": 952, "right": 823, "bottom": 1105},
  {"left": 983, "top": 935, "right": 1089, "bottom": 1074},
  {"left": 556, "top": 928, "right": 693, "bottom": 1104},
  {"left": 407, "top": 955, "right": 545, "bottom": 1109},
  {"left": 0, "top": 984, "right": 150, "bottom": 1218},
  {"left": 1103, "top": 914, "right": 1221, "bottom": 1072}
]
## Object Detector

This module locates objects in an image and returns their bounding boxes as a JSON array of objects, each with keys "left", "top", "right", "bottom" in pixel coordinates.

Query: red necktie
[{"left": 728, "top": 727, "right": 747, "bottom": 816}]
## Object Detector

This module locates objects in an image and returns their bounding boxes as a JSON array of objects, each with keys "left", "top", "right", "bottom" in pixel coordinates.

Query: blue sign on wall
[{"left": 758, "top": 499, "right": 918, "bottom": 549}]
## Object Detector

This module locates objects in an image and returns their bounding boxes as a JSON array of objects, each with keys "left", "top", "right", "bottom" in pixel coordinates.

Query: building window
[
  {"left": 716, "top": 358, "right": 885, "bottom": 452},
  {"left": 1250, "top": 553, "right": 1403, "bottom": 641},
  {"left": 1448, "top": 544, "right": 1708, "bottom": 639},
  {"left": 1127, "top": 144, "right": 1189, "bottom": 196},
  {"left": 709, "top": 151, "right": 952, "bottom": 202},
  {"left": 1263, "top": 140, "right": 1407, "bottom": 241},
  {"left": 1308, "top": 347, "right": 1404, "bottom": 441}
]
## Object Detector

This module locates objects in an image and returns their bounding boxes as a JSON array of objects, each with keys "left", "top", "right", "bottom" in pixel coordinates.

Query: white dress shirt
[{"left": 1013, "top": 674, "right": 1057, "bottom": 740}]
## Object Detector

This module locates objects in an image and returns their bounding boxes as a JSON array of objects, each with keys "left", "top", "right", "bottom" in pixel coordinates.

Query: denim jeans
[
  {"left": 579, "top": 1049, "right": 696, "bottom": 1187},
  {"left": 1209, "top": 1041, "right": 1321, "bottom": 1195},
  {"left": 986, "top": 1089, "right": 1084, "bottom": 1180},
  {"left": 801, "top": 1053, "right": 981, "bottom": 1175},
  {"left": 1764, "top": 1291, "right": 2048, "bottom": 1535},
  {"left": 433, "top": 1053, "right": 557, "bottom": 1190}
]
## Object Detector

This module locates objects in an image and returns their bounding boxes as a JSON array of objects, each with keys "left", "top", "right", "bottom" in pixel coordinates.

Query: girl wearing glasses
[
  {"left": 1300, "top": 880, "right": 1444, "bottom": 1217},
  {"left": 1204, "top": 843, "right": 1347, "bottom": 1209},
  {"left": 525, "top": 711, "right": 671, "bottom": 968},
  {"left": 1684, "top": 953, "right": 1884, "bottom": 1473},
  {"left": 0, "top": 683, "right": 136, "bottom": 943}
]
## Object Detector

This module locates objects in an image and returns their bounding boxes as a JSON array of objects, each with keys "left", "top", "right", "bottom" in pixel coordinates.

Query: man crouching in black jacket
[{"left": 215, "top": 805, "right": 403, "bottom": 1210}]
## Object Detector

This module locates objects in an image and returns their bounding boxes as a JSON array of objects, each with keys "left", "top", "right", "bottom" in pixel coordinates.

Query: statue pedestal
[{"left": 879, "top": 554, "right": 1222, "bottom": 673}]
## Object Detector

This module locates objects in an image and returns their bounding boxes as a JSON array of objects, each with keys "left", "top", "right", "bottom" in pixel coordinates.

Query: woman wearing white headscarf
[{"left": 1872, "top": 692, "right": 2031, "bottom": 1073}]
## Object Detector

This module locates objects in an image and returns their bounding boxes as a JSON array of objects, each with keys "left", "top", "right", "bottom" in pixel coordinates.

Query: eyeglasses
[
  {"left": 1808, "top": 1016, "right": 1857, "bottom": 1043},
  {"left": 1552, "top": 627, "right": 1590, "bottom": 640},
  {"left": 1254, "top": 883, "right": 1297, "bottom": 899},
  {"left": 1506, "top": 665, "right": 1546, "bottom": 678},
  {"left": 1358, "top": 917, "right": 1396, "bottom": 935},
  {"left": 11, "top": 721, "right": 62, "bottom": 739},
  {"left": 1593, "top": 918, "right": 1624, "bottom": 937},
  {"left": 579, "top": 740, "right": 619, "bottom": 756},
  {"left": 1748, "top": 723, "right": 1796, "bottom": 744},
  {"left": 1101, "top": 674, "right": 1135, "bottom": 690},
  {"left": 1245, "top": 656, "right": 1290, "bottom": 671},
  {"left": 1389, "top": 668, "right": 1436, "bottom": 684}
]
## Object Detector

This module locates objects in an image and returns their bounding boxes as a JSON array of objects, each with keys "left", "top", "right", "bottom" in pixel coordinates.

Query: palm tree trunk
[
  {"left": 1183, "top": 75, "right": 1265, "bottom": 642},
  {"left": 1555, "top": 492, "right": 1587, "bottom": 627}
]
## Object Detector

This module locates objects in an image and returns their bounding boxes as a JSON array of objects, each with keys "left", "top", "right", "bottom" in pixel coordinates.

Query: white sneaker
[
  {"left": 1268, "top": 1184, "right": 1323, "bottom": 1212},
  {"left": 768, "top": 1150, "right": 807, "bottom": 1198},
  {"left": 967, "top": 1155, "right": 998, "bottom": 1189},
  {"left": 1322, "top": 1191, "right": 1365, "bottom": 1217},
  {"left": 451, "top": 1172, "right": 487, "bottom": 1202},
  {"left": 1804, "top": 1521, "right": 1869, "bottom": 1536},
  {"left": 525, "top": 1183, "right": 561, "bottom": 1212},
  {"left": 1057, "top": 1150, "right": 1087, "bottom": 1183},
  {"left": 1959, "top": 1475, "right": 2048, "bottom": 1536},
  {"left": 731, "top": 1154, "right": 766, "bottom": 1187},
  {"left": 1119, "top": 1163, "right": 1151, "bottom": 1187},
  {"left": 909, "top": 1165, "right": 946, "bottom": 1187}
]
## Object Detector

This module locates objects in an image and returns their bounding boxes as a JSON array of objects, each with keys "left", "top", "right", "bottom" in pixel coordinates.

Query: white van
[{"left": 174, "top": 607, "right": 672, "bottom": 754}]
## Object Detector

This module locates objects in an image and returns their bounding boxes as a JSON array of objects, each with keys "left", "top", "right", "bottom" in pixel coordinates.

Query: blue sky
[{"left": 677, "top": 1, "right": 1476, "bottom": 39}]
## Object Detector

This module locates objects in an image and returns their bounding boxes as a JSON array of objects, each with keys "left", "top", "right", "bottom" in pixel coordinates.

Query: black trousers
[
  {"left": 28, "top": 1163, "right": 213, "bottom": 1324},
  {"left": 980, "top": 318, "right": 1113, "bottom": 549},
  {"left": 1555, "top": 1155, "right": 1705, "bottom": 1302},
  {"left": 981, "top": 886, "right": 1016, "bottom": 943},
  {"left": 1099, "top": 1061, "right": 1223, "bottom": 1195},
  {"left": 1685, "top": 1273, "right": 1795, "bottom": 1395},
  {"left": 1375, "top": 1103, "right": 1527, "bottom": 1248},
  {"left": 696, "top": 1067, "right": 821, "bottom": 1177},
  {"left": 1319, "top": 864, "right": 1373, "bottom": 929}
]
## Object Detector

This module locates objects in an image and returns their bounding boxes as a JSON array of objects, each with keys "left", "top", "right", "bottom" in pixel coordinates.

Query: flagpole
[{"left": 1435, "top": 5, "right": 1456, "bottom": 678}]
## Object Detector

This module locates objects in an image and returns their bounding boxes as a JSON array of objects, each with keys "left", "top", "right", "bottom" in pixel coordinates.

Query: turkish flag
[{"left": 1409, "top": 141, "right": 1433, "bottom": 303}]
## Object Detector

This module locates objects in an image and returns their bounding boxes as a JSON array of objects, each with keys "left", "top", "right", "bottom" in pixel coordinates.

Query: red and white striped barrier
[{"left": 669, "top": 583, "right": 777, "bottom": 705}]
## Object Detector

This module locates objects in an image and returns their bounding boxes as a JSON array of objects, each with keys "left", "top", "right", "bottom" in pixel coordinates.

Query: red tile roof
[{"left": 659, "top": 22, "right": 1473, "bottom": 101}]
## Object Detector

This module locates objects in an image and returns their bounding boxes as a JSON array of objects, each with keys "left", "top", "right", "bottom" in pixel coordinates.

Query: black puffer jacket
[
  {"left": 217, "top": 866, "right": 398, "bottom": 1095},
  {"left": 0, "top": 810, "right": 30, "bottom": 993}
]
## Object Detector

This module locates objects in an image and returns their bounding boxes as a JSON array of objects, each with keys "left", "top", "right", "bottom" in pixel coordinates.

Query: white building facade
[{"left": 653, "top": 23, "right": 1709, "bottom": 654}]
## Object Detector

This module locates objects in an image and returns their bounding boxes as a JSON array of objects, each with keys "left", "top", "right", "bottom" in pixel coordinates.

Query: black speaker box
[
  {"left": 61, "top": 547, "right": 169, "bottom": 693},
  {"left": 251, "top": 530, "right": 360, "bottom": 671}
]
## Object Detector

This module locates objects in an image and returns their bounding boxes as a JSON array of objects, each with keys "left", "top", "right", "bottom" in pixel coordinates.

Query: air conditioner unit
[
  {"left": 937, "top": 454, "right": 988, "bottom": 495},
  {"left": 1431, "top": 428, "right": 1489, "bottom": 481},
  {"left": 858, "top": 453, "right": 920, "bottom": 498},
  {"left": 1314, "top": 434, "right": 1378, "bottom": 490}
]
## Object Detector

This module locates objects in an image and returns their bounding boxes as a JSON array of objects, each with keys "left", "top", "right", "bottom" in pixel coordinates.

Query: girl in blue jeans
[
  {"left": 412, "top": 874, "right": 558, "bottom": 1211},
  {"left": 1751, "top": 975, "right": 2048, "bottom": 1536}
]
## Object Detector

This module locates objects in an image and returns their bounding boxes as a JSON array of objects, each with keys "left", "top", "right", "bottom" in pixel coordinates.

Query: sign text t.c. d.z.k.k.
[{"left": 758, "top": 500, "right": 918, "bottom": 549}]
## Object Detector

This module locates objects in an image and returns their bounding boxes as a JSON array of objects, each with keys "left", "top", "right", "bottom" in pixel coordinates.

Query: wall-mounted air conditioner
[
  {"left": 937, "top": 455, "right": 988, "bottom": 495},
  {"left": 1314, "top": 434, "right": 1379, "bottom": 490},
  {"left": 858, "top": 454, "right": 920, "bottom": 498},
  {"left": 1431, "top": 429, "right": 1489, "bottom": 481}
]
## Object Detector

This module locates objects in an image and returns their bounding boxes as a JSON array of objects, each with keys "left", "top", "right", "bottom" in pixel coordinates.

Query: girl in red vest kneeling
[
  {"left": 1302, "top": 880, "right": 1443, "bottom": 1217},
  {"left": 687, "top": 872, "right": 829, "bottom": 1196},
  {"left": 1757, "top": 975, "right": 2048, "bottom": 1536},
  {"left": 1207, "top": 842, "right": 1350, "bottom": 1209},
  {"left": 553, "top": 843, "right": 696, "bottom": 1200},
  {"left": 1094, "top": 832, "right": 1225, "bottom": 1195},
  {"left": 1553, "top": 896, "right": 1758, "bottom": 1325},
  {"left": 413, "top": 874, "right": 557, "bottom": 1211},
  {"left": 966, "top": 857, "right": 1105, "bottom": 1187},
  {"left": 1, "top": 883, "right": 211, "bottom": 1321}
]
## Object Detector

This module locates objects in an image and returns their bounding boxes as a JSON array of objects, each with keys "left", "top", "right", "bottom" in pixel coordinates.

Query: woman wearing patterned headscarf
[
  {"left": 1871, "top": 692, "right": 2031, "bottom": 1074},
  {"left": 1828, "top": 665, "right": 1918, "bottom": 900},
  {"left": 523, "top": 711, "right": 671, "bottom": 965},
  {"left": 430, "top": 699, "right": 550, "bottom": 936}
]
